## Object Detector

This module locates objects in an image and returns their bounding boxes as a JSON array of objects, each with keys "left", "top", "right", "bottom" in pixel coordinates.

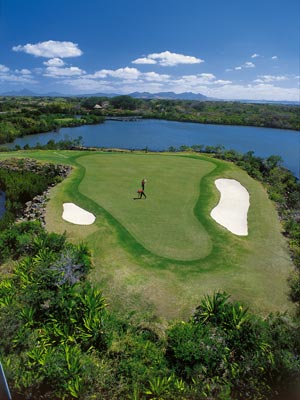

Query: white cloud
[
  {"left": 87, "top": 67, "right": 171, "bottom": 84},
  {"left": 89, "top": 67, "right": 141, "bottom": 80},
  {"left": 251, "top": 53, "right": 260, "bottom": 58},
  {"left": 43, "top": 57, "right": 65, "bottom": 67},
  {"left": 12, "top": 40, "right": 83, "bottom": 58},
  {"left": 143, "top": 72, "right": 170, "bottom": 82},
  {"left": 63, "top": 70, "right": 234, "bottom": 96},
  {"left": 44, "top": 66, "right": 85, "bottom": 77},
  {"left": 162, "top": 73, "right": 231, "bottom": 93},
  {"left": 271, "top": 56, "right": 278, "bottom": 60},
  {"left": 244, "top": 62, "right": 255, "bottom": 68},
  {"left": 132, "top": 57, "right": 157, "bottom": 65},
  {"left": 15, "top": 68, "right": 32, "bottom": 75},
  {"left": 0, "top": 64, "right": 10, "bottom": 73},
  {"left": 132, "top": 51, "right": 204, "bottom": 66},
  {"left": 235, "top": 62, "right": 255, "bottom": 70},
  {"left": 0, "top": 64, "right": 36, "bottom": 83},
  {"left": 204, "top": 83, "right": 300, "bottom": 101},
  {"left": 62, "top": 70, "right": 300, "bottom": 101},
  {"left": 254, "top": 75, "right": 289, "bottom": 83},
  {"left": 63, "top": 77, "right": 116, "bottom": 92},
  {"left": 225, "top": 68, "right": 233, "bottom": 72},
  {"left": 214, "top": 79, "right": 232, "bottom": 85}
]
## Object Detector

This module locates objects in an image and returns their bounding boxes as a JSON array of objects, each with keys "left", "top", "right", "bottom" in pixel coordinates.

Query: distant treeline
[
  {"left": 0, "top": 96, "right": 104, "bottom": 144},
  {"left": 81, "top": 95, "right": 300, "bottom": 130},
  {"left": 0, "top": 96, "right": 299, "bottom": 145}
]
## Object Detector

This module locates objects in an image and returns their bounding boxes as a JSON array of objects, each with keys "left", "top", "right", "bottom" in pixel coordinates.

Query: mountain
[
  {"left": 0, "top": 89, "right": 66, "bottom": 97},
  {"left": 1, "top": 89, "right": 297, "bottom": 105},
  {"left": 0, "top": 89, "right": 209, "bottom": 101},
  {"left": 1, "top": 89, "right": 41, "bottom": 97}
]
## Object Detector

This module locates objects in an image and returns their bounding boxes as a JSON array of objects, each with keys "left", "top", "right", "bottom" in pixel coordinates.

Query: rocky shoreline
[
  {"left": 18, "top": 189, "right": 51, "bottom": 226},
  {"left": 0, "top": 158, "right": 72, "bottom": 226}
]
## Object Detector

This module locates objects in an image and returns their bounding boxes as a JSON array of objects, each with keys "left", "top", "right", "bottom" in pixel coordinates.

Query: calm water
[{"left": 7, "top": 119, "right": 300, "bottom": 177}]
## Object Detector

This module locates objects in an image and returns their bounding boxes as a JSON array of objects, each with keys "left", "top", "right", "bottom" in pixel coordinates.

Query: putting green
[{"left": 78, "top": 154, "right": 216, "bottom": 260}]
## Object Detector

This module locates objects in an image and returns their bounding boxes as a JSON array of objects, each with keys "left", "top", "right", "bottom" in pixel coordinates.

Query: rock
[{"left": 0, "top": 157, "right": 73, "bottom": 225}]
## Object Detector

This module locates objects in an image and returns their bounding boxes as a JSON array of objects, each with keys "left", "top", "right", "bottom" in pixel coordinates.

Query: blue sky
[{"left": 0, "top": 0, "right": 299, "bottom": 100}]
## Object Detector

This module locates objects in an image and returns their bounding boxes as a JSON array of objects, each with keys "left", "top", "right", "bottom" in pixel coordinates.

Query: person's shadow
[{"left": 133, "top": 197, "right": 142, "bottom": 200}]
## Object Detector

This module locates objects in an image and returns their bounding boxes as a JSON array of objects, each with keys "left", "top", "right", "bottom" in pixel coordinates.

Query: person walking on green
[{"left": 141, "top": 178, "right": 147, "bottom": 191}]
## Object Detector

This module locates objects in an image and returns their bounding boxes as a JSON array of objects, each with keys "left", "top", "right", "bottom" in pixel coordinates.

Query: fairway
[{"left": 0, "top": 150, "right": 294, "bottom": 318}]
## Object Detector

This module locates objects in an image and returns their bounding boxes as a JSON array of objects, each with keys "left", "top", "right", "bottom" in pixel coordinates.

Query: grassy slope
[{"left": 0, "top": 150, "right": 294, "bottom": 319}]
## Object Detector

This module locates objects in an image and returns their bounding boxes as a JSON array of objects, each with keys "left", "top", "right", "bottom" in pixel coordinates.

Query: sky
[{"left": 0, "top": 0, "right": 299, "bottom": 101}]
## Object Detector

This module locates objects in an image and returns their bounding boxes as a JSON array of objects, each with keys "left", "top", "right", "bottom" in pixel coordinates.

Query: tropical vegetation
[{"left": 0, "top": 221, "right": 299, "bottom": 399}]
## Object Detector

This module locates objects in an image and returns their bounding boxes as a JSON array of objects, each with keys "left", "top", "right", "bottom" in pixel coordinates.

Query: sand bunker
[
  {"left": 62, "top": 203, "right": 96, "bottom": 225},
  {"left": 210, "top": 179, "right": 249, "bottom": 236}
]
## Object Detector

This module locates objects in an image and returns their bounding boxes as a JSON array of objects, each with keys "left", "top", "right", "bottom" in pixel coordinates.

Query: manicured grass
[
  {"left": 78, "top": 153, "right": 215, "bottom": 260},
  {"left": 0, "top": 150, "right": 295, "bottom": 319}
]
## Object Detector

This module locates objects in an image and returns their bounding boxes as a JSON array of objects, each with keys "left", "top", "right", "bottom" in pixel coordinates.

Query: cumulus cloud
[
  {"left": 12, "top": 40, "right": 83, "bottom": 58},
  {"left": 43, "top": 58, "right": 65, "bottom": 67},
  {"left": 132, "top": 57, "right": 157, "bottom": 65},
  {"left": 0, "top": 64, "right": 10, "bottom": 73},
  {"left": 62, "top": 77, "right": 117, "bottom": 93},
  {"left": 143, "top": 72, "right": 170, "bottom": 82},
  {"left": 87, "top": 67, "right": 141, "bottom": 80},
  {"left": 204, "top": 83, "right": 300, "bottom": 101},
  {"left": 15, "top": 69, "right": 32, "bottom": 75},
  {"left": 132, "top": 51, "right": 204, "bottom": 66},
  {"left": 44, "top": 66, "right": 85, "bottom": 77},
  {"left": 87, "top": 67, "right": 171, "bottom": 84},
  {"left": 235, "top": 62, "right": 255, "bottom": 70},
  {"left": 0, "top": 64, "right": 36, "bottom": 83},
  {"left": 271, "top": 55, "right": 278, "bottom": 60},
  {"left": 254, "top": 75, "right": 289, "bottom": 83},
  {"left": 251, "top": 53, "right": 260, "bottom": 58},
  {"left": 214, "top": 79, "right": 232, "bottom": 85},
  {"left": 62, "top": 69, "right": 299, "bottom": 100},
  {"left": 63, "top": 69, "right": 233, "bottom": 95}
]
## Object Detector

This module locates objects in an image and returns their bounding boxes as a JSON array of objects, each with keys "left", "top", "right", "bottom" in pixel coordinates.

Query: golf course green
[{"left": 0, "top": 150, "right": 294, "bottom": 318}]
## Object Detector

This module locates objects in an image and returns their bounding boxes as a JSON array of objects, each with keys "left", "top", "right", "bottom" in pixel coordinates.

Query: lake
[{"left": 7, "top": 119, "right": 300, "bottom": 177}]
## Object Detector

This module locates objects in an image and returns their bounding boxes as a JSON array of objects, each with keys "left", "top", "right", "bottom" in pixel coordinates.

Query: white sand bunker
[
  {"left": 210, "top": 179, "right": 249, "bottom": 236},
  {"left": 62, "top": 203, "right": 96, "bottom": 225}
]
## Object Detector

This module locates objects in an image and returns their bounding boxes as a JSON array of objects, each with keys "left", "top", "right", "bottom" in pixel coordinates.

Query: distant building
[{"left": 93, "top": 104, "right": 103, "bottom": 109}]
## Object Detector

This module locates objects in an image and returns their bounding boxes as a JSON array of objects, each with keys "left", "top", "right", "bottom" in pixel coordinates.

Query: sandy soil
[
  {"left": 62, "top": 203, "right": 96, "bottom": 225},
  {"left": 210, "top": 179, "right": 249, "bottom": 236}
]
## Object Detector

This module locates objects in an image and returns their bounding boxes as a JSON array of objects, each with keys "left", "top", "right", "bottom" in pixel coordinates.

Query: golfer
[{"left": 141, "top": 178, "right": 147, "bottom": 191}]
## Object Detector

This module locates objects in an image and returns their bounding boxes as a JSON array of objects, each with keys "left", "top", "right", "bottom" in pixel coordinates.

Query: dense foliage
[
  {"left": 0, "top": 96, "right": 104, "bottom": 144},
  {"left": 0, "top": 96, "right": 299, "bottom": 146},
  {"left": 81, "top": 95, "right": 300, "bottom": 130},
  {"left": 0, "top": 158, "right": 69, "bottom": 228},
  {"left": 0, "top": 222, "right": 298, "bottom": 399}
]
